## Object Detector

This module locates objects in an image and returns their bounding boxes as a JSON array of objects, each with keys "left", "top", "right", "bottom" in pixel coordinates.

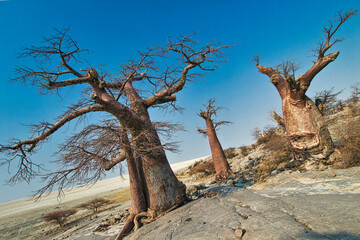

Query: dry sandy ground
[
  {"left": 0, "top": 157, "right": 203, "bottom": 218},
  {"left": 0, "top": 157, "right": 206, "bottom": 240}
]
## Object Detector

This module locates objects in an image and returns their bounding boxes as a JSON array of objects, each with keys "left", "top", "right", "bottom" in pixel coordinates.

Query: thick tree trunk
[
  {"left": 282, "top": 95, "right": 334, "bottom": 160},
  {"left": 139, "top": 136, "right": 186, "bottom": 212},
  {"left": 129, "top": 119, "right": 186, "bottom": 212},
  {"left": 123, "top": 82, "right": 186, "bottom": 213},
  {"left": 205, "top": 119, "right": 234, "bottom": 181},
  {"left": 256, "top": 62, "right": 335, "bottom": 161}
]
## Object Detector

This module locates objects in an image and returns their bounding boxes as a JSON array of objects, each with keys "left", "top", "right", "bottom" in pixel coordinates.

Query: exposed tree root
[
  {"left": 134, "top": 211, "right": 153, "bottom": 231},
  {"left": 114, "top": 214, "right": 135, "bottom": 240},
  {"left": 115, "top": 198, "right": 187, "bottom": 240}
]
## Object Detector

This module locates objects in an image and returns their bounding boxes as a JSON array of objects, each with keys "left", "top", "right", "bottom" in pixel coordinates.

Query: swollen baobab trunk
[
  {"left": 254, "top": 9, "right": 357, "bottom": 160},
  {"left": 282, "top": 93, "right": 334, "bottom": 159},
  {"left": 198, "top": 99, "right": 234, "bottom": 180},
  {"left": 255, "top": 60, "right": 336, "bottom": 160},
  {"left": 133, "top": 127, "right": 186, "bottom": 212}
]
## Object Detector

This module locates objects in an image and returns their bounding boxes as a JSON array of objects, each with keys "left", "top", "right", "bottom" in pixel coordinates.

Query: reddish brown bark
[
  {"left": 123, "top": 81, "right": 186, "bottom": 212},
  {"left": 198, "top": 99, "right": 234, "bottom": 181},
  {"left": 205, "top": 119, "right": 234, "bottom": 180},
  {"left": 282, "top": 94, "right": 334, "bottom": 159}
]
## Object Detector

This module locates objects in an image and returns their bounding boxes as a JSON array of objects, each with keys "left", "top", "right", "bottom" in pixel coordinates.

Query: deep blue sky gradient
[{"left": 0, "top": 0, "right": 359, "bottom": 202}]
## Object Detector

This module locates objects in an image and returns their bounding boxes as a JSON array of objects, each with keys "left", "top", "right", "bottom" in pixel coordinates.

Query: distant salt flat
[{"left": 0, "top": 156, "right": 207, "bottom": 218}]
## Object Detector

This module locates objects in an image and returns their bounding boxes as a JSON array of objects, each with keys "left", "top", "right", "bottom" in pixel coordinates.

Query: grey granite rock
[{"left": 121, "top": 167, "right": 360, "bottom": 240}]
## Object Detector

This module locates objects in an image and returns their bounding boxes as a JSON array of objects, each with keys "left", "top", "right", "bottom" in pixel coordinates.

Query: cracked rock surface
[{"left": 123, "top": 167, "right": 360, "bottom": 240}]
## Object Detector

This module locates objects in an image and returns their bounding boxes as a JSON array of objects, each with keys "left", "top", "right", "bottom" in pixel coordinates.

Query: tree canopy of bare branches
[
  {"left": 255, "top": 9, "right": 357, "bottom": 96},
  {"left": 197, "top": 98, "right": 232, "bottom": 135},
  {"left": 42, "top": 209, "right": 77, "bottom": 226}
]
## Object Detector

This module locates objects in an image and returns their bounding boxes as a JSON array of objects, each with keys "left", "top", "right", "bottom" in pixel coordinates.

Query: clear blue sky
[{"left": 0, "top": 0, "right": 359, "bottom": 202}]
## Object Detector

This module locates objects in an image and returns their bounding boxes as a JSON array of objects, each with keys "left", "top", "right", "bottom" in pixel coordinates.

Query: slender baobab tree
[
  {"left": 197, "top": 99, "right": 234, "bottom": 181},
  {"left": 0, "top": 30, "right": 229, "bottom": 237},
  {"left": 254, "top": 9, "right": 357, "bottom": 160}
]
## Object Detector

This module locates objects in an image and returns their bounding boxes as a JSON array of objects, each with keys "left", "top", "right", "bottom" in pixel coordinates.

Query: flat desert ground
[{"left": 0, "top": 157, "right": 205, "bottom": 240}]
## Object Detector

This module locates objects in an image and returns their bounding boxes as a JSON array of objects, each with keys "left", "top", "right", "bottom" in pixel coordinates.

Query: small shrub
[
  {"left": 79, "top": 198, "right": 111, "bottom": 213},
  {"left": 42, "top": 209, "right": 77, "bottom": 226},
  {"left": 252, "top": 126, "right": 279, "bottom": 145},
  {"left": 333, "top": 119, "right": 360, "bottom": 168},
  {"left": 239, "top": 145, "right": 251, "bottom": 156},
  {"left": 187, "top": 160, "right": 215, "bottom": 176},
  {"left": 224, "top": 147, "right": 239, "bottom": 159},
  {"left": 105, "top": 188, "right": 131, "bottom": 204},
  {"left": 349, "top": 103, "right": 360, "bottom": 117}
]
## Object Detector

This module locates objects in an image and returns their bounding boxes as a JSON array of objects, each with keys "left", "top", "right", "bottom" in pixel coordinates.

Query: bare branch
[
  {"left": 315, "top": 9, "right": 358, "bottom": 59},
  {"left": 197, "top": 98, "right": 231, "bottom": 133},
  {"left": 271, "top": 111, "right": 285, "bottom": 126},
  {"left": 313, "top": 87, "right": 343, "bottom": 114},
  {"left": 213, "top": 121, "right": 232, "bottom": 130},
  {"left": 298, "top": 51, "right": 339, "bottom": 93},
  {"left": 197, "top": 128, "right": 208, "bottom": 136},
  {"left": 0, "top": 104, "right": 105, "bottom": 184},
  {"left": 256, "top": 9, "right": 357, "bottom": 96},
  {"left": 198, "top": 98, "right": 221, "bottom": 120},
  {"left": 144, "top": 34, "right": 231, "bottom": 108},
  {"left": 297, "top": 9, "right": 357, "bottom": 94},
  {"left": 19, "top": 28, "right": 85, "bottom": 77}
]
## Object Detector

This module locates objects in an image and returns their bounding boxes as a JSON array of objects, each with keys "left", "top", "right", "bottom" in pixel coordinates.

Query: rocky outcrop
[{"left": 123, "top": 167, "right": 360, "bottom": 240}]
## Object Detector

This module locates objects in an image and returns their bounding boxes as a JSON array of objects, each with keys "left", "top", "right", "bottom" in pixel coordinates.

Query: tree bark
[
  {"left": 282, "top": 95, "right": 334, "bottom": 160},
  {"left": 123, "top": 81, "right": 186, "bottom": 213},
  {"left": 256, "top": 64, "right": 334, "bottom": 160},
  {"left": 205, "top": 119, "right": 234, "bottom": 181},
  {"left": 115, "top": 128, "right": 146, "bottom": 240}
]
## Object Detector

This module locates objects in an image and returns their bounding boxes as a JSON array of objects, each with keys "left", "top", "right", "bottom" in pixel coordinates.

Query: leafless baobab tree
[
  {"left": 197, "top": 99, "right": 234, "bottom": 181},
  {"left": 314, "top": 87, "right": 342, "bottom": 114},
  {"left": 254, "top": 9, "right": 357, "bottom": 160},
  {"left": 0, "top": 30, "right": 229, "bottom": 238}
]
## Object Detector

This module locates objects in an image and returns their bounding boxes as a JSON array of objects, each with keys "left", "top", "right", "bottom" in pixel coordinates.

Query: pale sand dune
[{"left": 0, "top": 157, "right": 207, "bottom": 218}]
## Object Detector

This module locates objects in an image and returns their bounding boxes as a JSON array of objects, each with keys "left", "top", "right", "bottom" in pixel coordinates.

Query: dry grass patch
[
  {"left": 105, "top": 187, "right": 131, "bottom": 204},
  {"left": 332, "top": 119, "right": 360, "bottom": 168},
  {"left": 239, "top": 145, "right": 251, "bottom": 157},
  {"left": 187, "top": 160, "right": 215, "bottom": 176}
]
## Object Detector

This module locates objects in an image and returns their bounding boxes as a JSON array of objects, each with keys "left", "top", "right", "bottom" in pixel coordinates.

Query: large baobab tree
[
  {"left": 254, "top": 9, "right": 357, "bottom": 160},
  {"left": 0, "top": 30, "right": 229, "bottom": 237},
  {"left": 197, "top": 99, "right": 234, "bottom": 181}
]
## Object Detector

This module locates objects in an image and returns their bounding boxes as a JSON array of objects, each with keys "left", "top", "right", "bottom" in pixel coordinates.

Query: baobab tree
[
  {"left": 0, "top": 30, "right": 229, "bottom": 237},
  {"left": 197, "top": 99, "right": 234, "bottom": 181},
  {"left": 314, "top": 87, "right": 342, "bottom": 115},
  {"left": 254, "top": 9, "right": 357, "bottom": 160}
]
